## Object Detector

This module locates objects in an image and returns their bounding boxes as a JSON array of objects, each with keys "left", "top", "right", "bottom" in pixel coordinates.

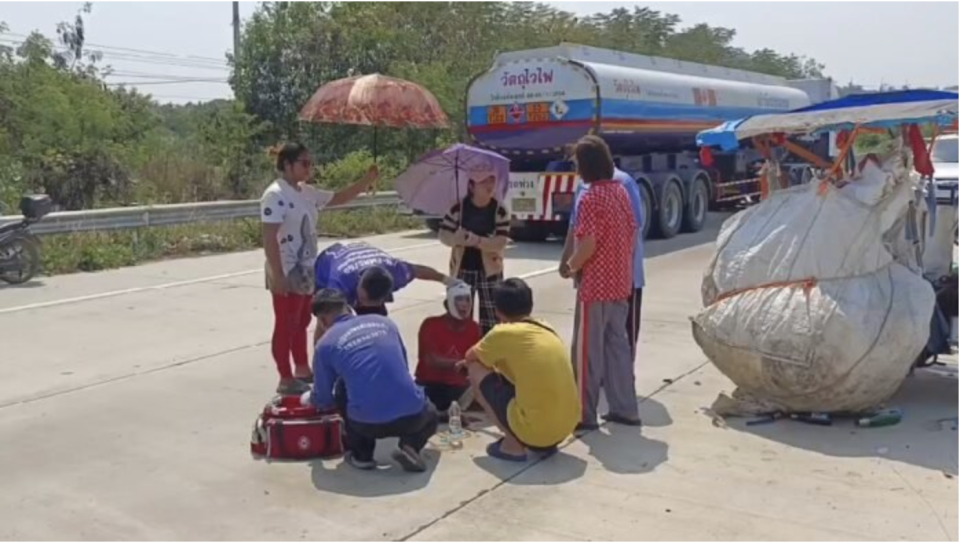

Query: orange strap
[
  {"left": 782, "top": 139, "right": 832, "bottom": 170},
  {"left": 712, "top": 277, "right": 818, "bottom": 307},
  {"left": 820, "top": 125, "right": 861, "bottom": 195}
]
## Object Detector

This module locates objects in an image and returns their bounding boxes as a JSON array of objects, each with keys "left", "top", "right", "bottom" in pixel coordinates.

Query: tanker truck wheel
[
  {"left": 682, "top": 177, "right": 709, "bottom": 233},
  {"left": 654, "top": 181, "right": 683, "bottom": 239},
  {"left": 639, "top": 183, "right": 653, "bottom": 240}
]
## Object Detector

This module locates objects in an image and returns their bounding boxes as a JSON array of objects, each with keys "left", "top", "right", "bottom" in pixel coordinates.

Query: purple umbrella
[{"left": 394, "top": 144, "right": 510, "bottom": 215}]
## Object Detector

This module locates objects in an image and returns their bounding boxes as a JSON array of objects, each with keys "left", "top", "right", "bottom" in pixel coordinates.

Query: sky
[{"left": 1, "top": 1, "right": 957, "bottom": 104}]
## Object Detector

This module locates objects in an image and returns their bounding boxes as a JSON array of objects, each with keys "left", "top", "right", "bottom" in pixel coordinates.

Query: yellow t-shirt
[{"left": 473, "top": 320, "right": 581, "bottom": 447}]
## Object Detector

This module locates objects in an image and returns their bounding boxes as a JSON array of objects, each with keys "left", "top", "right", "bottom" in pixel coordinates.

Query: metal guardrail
[{"left": 0, "top": 192, "right": 400, "bottom": 236}]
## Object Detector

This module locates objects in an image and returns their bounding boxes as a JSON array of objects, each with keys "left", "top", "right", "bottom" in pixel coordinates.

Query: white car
[{"left": 932, "top": 133, "right": 959, "bottom": 185}]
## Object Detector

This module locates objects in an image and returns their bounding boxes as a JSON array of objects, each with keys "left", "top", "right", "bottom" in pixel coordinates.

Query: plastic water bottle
[{"left": 447, "top": 401, "right": 464, "bottom": 449}]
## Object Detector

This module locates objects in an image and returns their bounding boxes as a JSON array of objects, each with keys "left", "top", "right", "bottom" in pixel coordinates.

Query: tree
[{"left": 232, "top": 1, "right": 830, "bottom": 170}]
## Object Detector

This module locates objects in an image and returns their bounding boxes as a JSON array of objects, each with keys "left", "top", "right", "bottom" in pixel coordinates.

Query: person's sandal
[
  {"left": 574, "top": 421, "right": 600, "bottom": 434},
  {"left": 276, "top": 379, "right": 311, "bottom": 396},
  {"left": 344, "top": 452, "right": 376, "bottom": 471},
  {"left": 485, "top": 439, "right": 527, "bottom": 462},
  {"left": 602, "top": 413, "right": 643, "bottom": 427}
]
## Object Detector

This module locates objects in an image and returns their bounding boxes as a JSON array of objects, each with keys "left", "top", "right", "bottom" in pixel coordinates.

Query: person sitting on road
[
  {"left": 415, "top": 281, "right": 482, "bottom": 419},
  {"left": 461, "top": 278, "right": 580, "bottom": 462},
  {"left": 313, "top": 240, "right": 459, "bottom": 343},
  {"left": 307, "top": 287, "right": 439, "bottom": 472}
]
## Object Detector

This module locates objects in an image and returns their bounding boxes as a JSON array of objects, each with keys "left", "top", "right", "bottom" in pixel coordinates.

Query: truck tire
[
  {"left": 638, "top": 182, "right": 653, "bottom": 241},
  {"left": 654, "top": 181, "right": 683, "bottom": 239},
  {"left": 682, "top": 176, "right": 709, "bottom": 233},
  {"left": 510, "top": 223, "right": 549, "bottom": 242},
  {"left": 425, "top": 218, "right": 441, "bottom": 233}
]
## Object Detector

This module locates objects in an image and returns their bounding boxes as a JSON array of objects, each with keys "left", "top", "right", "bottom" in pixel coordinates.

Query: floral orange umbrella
[{"left": 299, "top": 73, "right": 450, "bottom": 160}]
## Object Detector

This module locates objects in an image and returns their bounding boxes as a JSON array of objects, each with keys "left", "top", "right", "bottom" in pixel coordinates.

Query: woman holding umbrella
[
  {"left": 437, "top": 165, "right": 510, "bottom": 335},
  {"left": 395, "top": 144, "right": 511, "bottom": 335}
]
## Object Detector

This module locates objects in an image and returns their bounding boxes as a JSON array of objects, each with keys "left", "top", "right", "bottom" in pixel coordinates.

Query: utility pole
[{"left": 232, "top": 2, "right": 241, "bottom": 61}]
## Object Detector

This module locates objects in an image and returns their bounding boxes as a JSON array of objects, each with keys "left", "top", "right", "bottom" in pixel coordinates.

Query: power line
[
  {"left": 0, "top": 30, "right": 228, "bottom": 64},
  {"left": 104, "top": 71, "right": 229, "bottom": 83},
  {"left": 106, "top": 79, "right": 229, "bottom": 86},
  {"left": 149, "top": 93, "right": 230, "bottom": 101},
  {"left": 0, "top": 39, "right": 230, "bottom": 72}
]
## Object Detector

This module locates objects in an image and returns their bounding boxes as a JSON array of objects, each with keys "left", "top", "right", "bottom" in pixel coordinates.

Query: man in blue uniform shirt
[
  {"left": 308, "top": 287, "right": 438, "bottom": 472},
  {"left": 313, "top": 241, "right": 459, "bottom": 344}
]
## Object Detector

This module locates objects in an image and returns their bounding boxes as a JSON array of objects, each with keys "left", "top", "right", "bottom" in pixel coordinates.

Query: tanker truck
[{"left": 465, "top": 43, "right": 838, "bottom": 241}]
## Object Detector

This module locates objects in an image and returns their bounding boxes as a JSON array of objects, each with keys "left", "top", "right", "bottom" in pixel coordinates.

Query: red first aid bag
[{"left": 250, "top": 395, "right": 345, "bottom": 461}]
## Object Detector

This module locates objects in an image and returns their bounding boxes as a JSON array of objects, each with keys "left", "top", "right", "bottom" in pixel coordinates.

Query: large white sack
[
  {"left": 693, "top": 157, "right": 936, "bottom": 413},
  {"left": 693, "top": 263, "right": 934, "bottom": 413},
  {"left": 701, "top": 159, "right": 913, "bottom": 307}
]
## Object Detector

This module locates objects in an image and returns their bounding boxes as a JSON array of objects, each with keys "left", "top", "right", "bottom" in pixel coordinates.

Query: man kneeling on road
[
  {"left": 462, "top": 278, "right": 581, "bottom": 461},
  {"left": 306, "top": 287, "right": 438, "bottom": 472},
  {"left": 313, "top": 241, "right": 458, "bottom": 345}
]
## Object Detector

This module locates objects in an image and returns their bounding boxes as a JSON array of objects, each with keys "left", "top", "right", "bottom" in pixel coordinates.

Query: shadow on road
[
  {"left": 473, "top": 450, "right": 588, "bottom": 486},
  {"left": 309, "top": 442, "right": 439, "bottom": 497},
  {"left": 581, "top": 425, "right": 670, "bottom": 475},
  {"left": 398, "top": 230, "right": 438, "bottom": 241},
  {"left": 638, "top": 396, "right": 674, "bottom": 429},
  {"left": 574, "top": 397, "right": 673, "bottom": 475},
  {"left": 504, "top": 212, "right": 731, "bottom": 264},
  {"left": 728, "top": 366, "right": 959, "bottom": 476},
  {"left": 0, "top": 279, "right": 45, "bottom": 291}
]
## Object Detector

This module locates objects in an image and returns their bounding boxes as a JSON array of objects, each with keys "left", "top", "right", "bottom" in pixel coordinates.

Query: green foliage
[
  {"left": 2, "top": 2, "right": 827, "bottom": 217},
  {"left": 318, "top": 150, "right": 407, "bottom": 191},
  {"left": 0, "top": 6, "right": 270, "bottom": 212},
  {"left": 233, "top": 1, "right": 827, "bottom": 167},
  {"left": 855, "top": 132, "right": 897, "bottom": 156},
  {"left": 40, "top": 209, "right": 422, "bottom": 275}
]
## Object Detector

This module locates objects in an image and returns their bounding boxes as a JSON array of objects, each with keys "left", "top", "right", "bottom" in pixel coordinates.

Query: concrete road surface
[{"left": 0, "top": 216, "right": 956, "bottom": 541}]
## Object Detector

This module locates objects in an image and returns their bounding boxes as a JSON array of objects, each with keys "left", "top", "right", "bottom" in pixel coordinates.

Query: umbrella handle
[{"left": 371, "top": 126, "right": 378, "bottom": 196}]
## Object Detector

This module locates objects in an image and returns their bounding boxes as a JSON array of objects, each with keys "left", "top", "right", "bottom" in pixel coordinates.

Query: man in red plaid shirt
[{"left": 564, "top": 136, "right": 640, "bottom": 431}]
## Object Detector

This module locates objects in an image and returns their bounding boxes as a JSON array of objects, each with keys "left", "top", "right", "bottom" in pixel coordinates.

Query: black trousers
[
  {"left": 627, "top": 288, "right": 643, "bottom": 357},
  {"left": 334, "top": 380, "right": 438, "bottom": 462}
]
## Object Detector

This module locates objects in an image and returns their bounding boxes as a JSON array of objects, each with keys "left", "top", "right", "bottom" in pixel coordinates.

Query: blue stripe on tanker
[{"left": 468, "top": 98, "right": 789, "bottom": 127}]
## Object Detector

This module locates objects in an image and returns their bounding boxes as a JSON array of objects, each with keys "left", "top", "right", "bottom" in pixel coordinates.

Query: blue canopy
[{"left": 698, "top": 90, "right": 959, "bottom": 151}]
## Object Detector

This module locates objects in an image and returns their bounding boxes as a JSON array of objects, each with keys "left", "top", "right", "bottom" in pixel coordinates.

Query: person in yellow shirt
[{"left": 462, "top": 278, "right": 581, "bottom": 461}]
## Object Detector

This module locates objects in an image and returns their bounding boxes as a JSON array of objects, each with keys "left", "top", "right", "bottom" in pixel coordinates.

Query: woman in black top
[{"left": 438, "top": 174, "right": 510, "bottom": 334}]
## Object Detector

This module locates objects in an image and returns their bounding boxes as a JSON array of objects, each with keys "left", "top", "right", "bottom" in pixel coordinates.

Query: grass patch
[{"left": 40, "top": 207, "right": 424, "bottom": 276}]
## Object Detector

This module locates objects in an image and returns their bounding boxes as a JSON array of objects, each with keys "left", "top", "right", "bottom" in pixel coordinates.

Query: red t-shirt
[
  {"left": 573, "top": 180, "right": 637, "bottom": 302},
  {"left": 416, "top": 316, "right": 481, "bottom": 386}
]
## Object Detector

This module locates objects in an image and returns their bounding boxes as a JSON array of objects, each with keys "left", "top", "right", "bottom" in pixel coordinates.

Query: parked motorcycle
[{"left": 0, "top": 195, "right": 52, "bottom": 285}]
